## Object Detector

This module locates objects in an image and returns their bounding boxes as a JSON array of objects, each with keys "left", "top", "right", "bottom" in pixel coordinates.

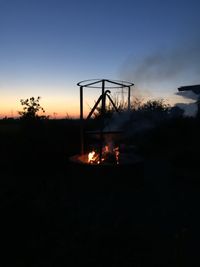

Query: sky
[{"left": 0, "top": 0, "right": 200, "bottom": 118}]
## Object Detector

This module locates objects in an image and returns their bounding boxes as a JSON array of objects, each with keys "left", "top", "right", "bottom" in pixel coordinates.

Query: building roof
[{"left": 178, "top": 85, "right": 200, "bottom": 94}]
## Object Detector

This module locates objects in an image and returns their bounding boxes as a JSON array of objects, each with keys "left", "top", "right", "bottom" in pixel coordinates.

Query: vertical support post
[
  {"left": 128, "top": 86, "right": 131, "bottom": 111},
  {"left": 99, "top": 80, "right": 105, "bottom": 163},
  {"left": 101, "top": 79, "right": 105, "bottom": 114},
  {"left": 80, "top": 86, "right": 84, "bottom": 155}
]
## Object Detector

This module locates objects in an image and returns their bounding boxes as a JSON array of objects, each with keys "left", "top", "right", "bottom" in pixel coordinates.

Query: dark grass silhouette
[{"left": 1, "top": 117, "right": 200, "bottom": 266}]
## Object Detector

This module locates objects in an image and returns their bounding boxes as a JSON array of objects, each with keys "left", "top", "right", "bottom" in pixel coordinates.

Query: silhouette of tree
[{"left": 18, "top": 96, "right": 48, "bottom": 120}]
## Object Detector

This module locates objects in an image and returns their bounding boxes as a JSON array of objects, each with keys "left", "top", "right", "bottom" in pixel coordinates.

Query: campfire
[
  {"left": 69, "top": 79, "right": 140, "bottom": 166},
  {"left": 88, "top": 143, "right": 120, "bottom": 165},
  {"left": 70, "top": 142, "right": 143, "bottom": 166}
]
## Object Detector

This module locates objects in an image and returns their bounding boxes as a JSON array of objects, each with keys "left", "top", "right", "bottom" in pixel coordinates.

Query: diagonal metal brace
[{"left": 86, "top": 90, "right": 119, "bottom": 120}]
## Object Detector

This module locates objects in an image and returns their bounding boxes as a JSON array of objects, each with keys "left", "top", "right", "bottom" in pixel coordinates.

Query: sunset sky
[{"left": 0, "top": 0, "right": 200, "bottom": 118}]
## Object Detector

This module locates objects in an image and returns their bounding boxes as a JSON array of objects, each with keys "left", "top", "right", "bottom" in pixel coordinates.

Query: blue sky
[{"left": 0, "top": 0, "right": 200, "bottom": 117}]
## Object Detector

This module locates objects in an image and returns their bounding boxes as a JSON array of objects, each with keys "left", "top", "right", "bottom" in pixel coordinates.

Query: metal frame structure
[{"left": 77, "top": 79, "right": 134, "bottom": 159}]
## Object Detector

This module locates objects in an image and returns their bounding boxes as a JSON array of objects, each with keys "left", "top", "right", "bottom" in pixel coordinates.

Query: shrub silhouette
[
  {"left": 138, "top": 99, "right": 170, "bottom": 112},
  {"left": 18, "top": 96, "right": 48, "bottom": 120}
]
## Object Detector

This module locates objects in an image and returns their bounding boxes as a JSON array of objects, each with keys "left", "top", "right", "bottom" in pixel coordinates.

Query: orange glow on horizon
[
  {"left": 0, "top": 97, "right": 95, "bottom": 119},
  {"left": 0, "top": 89, "right": 196, "bottom": 119}
]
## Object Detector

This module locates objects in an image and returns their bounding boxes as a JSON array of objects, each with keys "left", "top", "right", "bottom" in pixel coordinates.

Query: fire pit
[
  {"left": 70, "top": 149, "right": 143, "bottom": 166},
  {"left": 69, "top": 78, "right": 144, "bottom": 166},
  {"left": 76, "top": 79, "right": 135, "bottom": 165},
  {"left": 67, "top": 79, "right": 145, "bottom": 190}
]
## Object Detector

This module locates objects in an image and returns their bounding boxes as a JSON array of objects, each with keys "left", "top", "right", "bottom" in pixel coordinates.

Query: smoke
[
  {"left": 175, "top": 90, "right": 199, "bottom": 117},
  {"left": 120, "top": 37, "right": 200, "bottom": 92},
  {"left": 175, "top": 102, "right": 198, "bottom": 117},
  {"left": 176, "top": 90, "right": 198, "bottom": 101},
  {"left": 104, "top": 110, "right": 160, "bottom": 140},
  {"left": 104, "top": 111, "right": 131, "bottom": 132}
]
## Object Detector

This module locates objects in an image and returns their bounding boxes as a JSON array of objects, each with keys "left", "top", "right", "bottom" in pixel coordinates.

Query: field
[{"left": 1, "top": 118, "right": 200, "bottom": 266}]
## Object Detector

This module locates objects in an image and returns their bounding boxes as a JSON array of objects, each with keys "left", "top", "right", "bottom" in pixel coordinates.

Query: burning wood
[
  {"left": 88, "top": 151, "right": 100, "bottom": 164},
  {"left": 70, "top": 143, "right": 143, "bottom": 166},
  {"left": 88, "top": 144, "right": 120, "bottom": 165}
]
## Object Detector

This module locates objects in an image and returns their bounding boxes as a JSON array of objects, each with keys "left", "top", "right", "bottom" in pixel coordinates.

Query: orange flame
[
  {"left": 114, "top": 146, "right": 120, "bottom": 164},
  {"left": 88, "top": 151, "right": 100, "bottom": 164},
  {"left": 87, "top": 144, "right": 120, "bottom": 165}
]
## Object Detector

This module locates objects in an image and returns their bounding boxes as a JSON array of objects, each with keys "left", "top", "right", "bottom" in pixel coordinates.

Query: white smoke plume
[
  {"left": 119, "top": 37, "right": 200, "bottom": 115},
  {"left": 120, "top": 37, "right": 200, "bottom": 87}
]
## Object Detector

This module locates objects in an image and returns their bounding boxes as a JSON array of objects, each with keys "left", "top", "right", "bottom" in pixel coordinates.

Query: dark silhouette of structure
[
  {"left": 178, "top": 84, "right": 200, "bottom": 94},
  {"left": 77, "top": 79, "right": 134, "bottom": 161},
  {"left": 178, "top": 84, "right": 200, "bottom": 117}
]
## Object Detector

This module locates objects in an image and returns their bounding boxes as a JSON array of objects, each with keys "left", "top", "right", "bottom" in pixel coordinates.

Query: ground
[{"left": 1, "top": 118, "right": 200, "bottom": 266}]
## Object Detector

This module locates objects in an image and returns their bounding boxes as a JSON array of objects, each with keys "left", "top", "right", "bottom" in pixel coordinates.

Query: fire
[
  {"left": 88, "top": 151, "right": 100, "bottom": 164},
  {"left": 87, "top": 144, "right": 120, "bottom": 165},
  {"left": 114, "top": 146, "right": 120, "bottom": 164}
]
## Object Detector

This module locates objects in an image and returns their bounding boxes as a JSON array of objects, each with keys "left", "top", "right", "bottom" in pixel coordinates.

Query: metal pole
[
  {"left": 128, "top": 86, "right": 131, "bottom": 111},
  {"left": 101, "top": 79, "right": 105, "bottom": 114},
  {"left": 86, "top": 94, "right": 104, "bottom": 120},
  {"left": 99, "top": 79, "right": 105, "bottom": 163},
  {"left": 80, "top": 86, "right": 84, "bottom": 155}
]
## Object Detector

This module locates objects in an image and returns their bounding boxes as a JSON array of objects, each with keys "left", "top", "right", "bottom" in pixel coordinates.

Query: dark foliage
[
  {"left": 139, "top": 99, "right": 170, "bottom": 112},
  {"left": 18, "top": 96, "right": 48, "bottom": 121}
]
